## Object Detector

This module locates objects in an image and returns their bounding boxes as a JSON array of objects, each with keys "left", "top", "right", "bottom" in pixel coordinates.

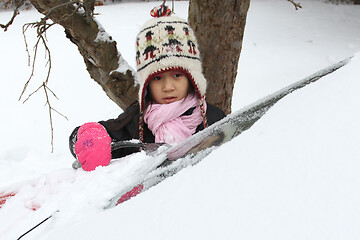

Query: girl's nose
[{"left": 162, "top": 78, "right": 175, "bottom": 92}]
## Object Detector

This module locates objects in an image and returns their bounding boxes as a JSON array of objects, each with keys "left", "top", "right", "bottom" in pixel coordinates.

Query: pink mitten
[{"left": 75, "top": 122, "right": 112, "bottom": 171}]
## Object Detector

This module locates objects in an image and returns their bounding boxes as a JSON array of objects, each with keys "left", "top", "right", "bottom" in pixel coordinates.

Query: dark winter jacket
[{"left": 69, "top": 101, "right": 226, "bottom": 159}]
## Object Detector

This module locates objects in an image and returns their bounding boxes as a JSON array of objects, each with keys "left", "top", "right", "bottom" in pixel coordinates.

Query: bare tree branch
[
  {"left": 28, "top": 0, "right": 138, "bottom": 110},
  {"left": 2, "top": 0, "right": 138, "bottom": 151},
  {"left": 287, "top": 0, "right": 302, "bottom": 10},
  {"left": 18, "top": 15, "right": 71, "bottom": 151},
  {"left": 41, "top": 0, "right": 79, "bottom": 16},
  {"left": 43, "top": 83, "right": 68, "bottom": 152},
  {"left": 19, "top": 19, "right": 54, "bottom": 101},
  {"left": 3, "top": 0, "right": 138, "bottom": 151},
  {"left": 0, "top": 0, "right": 25, "bottom": 31}
]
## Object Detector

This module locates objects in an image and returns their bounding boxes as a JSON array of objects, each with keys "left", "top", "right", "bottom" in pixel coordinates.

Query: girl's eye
[
  {"left": 173, "top": 73, "right": 183, "bottom": 78},
  {"left": 152, "top": 76, "right": 161, "bottom": 81}
]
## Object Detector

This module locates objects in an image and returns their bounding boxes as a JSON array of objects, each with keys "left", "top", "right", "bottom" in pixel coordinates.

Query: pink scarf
[{"left": 144, "top": 94, "right": 206, "bottom": 144}]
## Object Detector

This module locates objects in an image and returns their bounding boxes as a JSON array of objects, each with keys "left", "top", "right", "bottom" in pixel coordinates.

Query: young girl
[{"left": 69, "top": 13, "right": 225, "bottom": 172}]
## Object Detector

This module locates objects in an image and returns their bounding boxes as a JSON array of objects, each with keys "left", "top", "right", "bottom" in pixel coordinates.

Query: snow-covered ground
[{"left": 1, "top": 0, "right": 360, "bottom": 239}]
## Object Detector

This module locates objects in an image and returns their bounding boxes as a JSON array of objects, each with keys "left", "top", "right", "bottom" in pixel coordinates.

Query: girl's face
[{"left": 148, "top": 70, "right": 190, "bottom": 104}]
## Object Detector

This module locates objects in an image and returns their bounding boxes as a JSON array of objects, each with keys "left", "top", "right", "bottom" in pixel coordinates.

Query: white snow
[
  {"left": 94, "top": 19, "right": 114, "bottom": 43},
  {"left": 1, "top": 0, "right": 360, "bottom": 239},
  {"left": 112, "top": 53, "right": 135, "bottom": 76}
]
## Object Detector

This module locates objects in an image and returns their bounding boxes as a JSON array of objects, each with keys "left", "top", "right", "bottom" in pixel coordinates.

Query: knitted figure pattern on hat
[{"left": 135, "top": 16, "right": 207, "bottom": 110}]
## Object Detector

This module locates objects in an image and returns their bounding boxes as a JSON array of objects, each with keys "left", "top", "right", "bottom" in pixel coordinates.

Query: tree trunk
[
  {"left": 29, "top": 0, "right": 139, "bottom": 110},
  {"left": 188, "top": 0, "right": 250, "bottom": 114}
]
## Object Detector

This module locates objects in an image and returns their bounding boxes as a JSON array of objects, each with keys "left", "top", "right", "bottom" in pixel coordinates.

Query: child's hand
[{"left": 75, "top": 122, "right": 112, "bottom": 171}]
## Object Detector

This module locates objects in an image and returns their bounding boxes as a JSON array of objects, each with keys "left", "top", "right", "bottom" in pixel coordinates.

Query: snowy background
[{"left": 1, "top": 0, "right": 360, "bottom": 239}]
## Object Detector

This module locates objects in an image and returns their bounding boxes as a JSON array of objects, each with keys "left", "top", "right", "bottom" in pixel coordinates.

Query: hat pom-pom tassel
[{"left": 150, "top": 4, "right": 172, "bottom": 18}]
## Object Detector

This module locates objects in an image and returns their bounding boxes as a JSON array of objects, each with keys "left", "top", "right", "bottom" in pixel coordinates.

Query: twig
[
  {"left": 19, "top": 21, "right": 54, "bottom": 100},
  {"left": 19, "top": 19, "right": 67, "bottom": 152},
  {"left": 44, "top": 84, "right": 68, "bottom": 152},
  {"left": 7, "top": 0, "right": 88, "bottom": 152},
  {"left": 287, "top": 0, "right": 302, "bottom": 10},
  {"left": 41, "top": 0, "right": 80, "bottom": 17},
  {"left": 43, "top": 83, "right": 55, "bottom": 152},
  {"left": 0, "top": 0, "right": 25, "bottom": 31}
]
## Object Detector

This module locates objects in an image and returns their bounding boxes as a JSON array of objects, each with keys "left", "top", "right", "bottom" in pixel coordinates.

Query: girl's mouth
[{"left": 163, "top": 97, "right": 177, "bottom": 104}]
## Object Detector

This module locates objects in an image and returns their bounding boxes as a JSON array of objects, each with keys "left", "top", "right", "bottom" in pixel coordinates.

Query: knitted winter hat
[
  {"left": 135, "top": 15, "right": 207, "bottom": 110},
  {"left": 136, "top": 9, "right": 208, "bottom": 142}
]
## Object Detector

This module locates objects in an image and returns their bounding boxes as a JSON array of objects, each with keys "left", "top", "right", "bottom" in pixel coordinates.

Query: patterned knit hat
[
  {"left": 136, "top": 15, "right": 207, "bottom": 109},
  {"left": 136, "top": 11, "right": 208, "bottom": 141}
]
